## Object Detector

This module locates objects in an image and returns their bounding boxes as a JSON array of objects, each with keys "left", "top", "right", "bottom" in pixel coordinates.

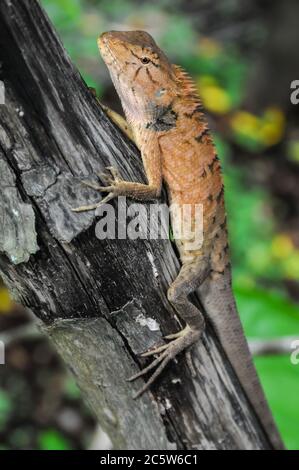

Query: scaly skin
[{"left": 74, "top": 31, "right": 284, "bottom": 449}]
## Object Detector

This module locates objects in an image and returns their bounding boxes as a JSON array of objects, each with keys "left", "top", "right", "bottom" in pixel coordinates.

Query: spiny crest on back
[{"left": 173, "top": 65, "right": 202, "bottom": 105}]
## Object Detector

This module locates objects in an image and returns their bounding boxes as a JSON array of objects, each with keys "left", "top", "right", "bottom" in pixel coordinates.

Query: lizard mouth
[{"left": 97, "top": 34, "right": 121, "bottom": 72}]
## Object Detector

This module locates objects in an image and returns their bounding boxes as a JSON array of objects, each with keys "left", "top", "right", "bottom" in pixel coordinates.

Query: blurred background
[{"left": 1, "top": 0, "right": 299, "bottom": 450}]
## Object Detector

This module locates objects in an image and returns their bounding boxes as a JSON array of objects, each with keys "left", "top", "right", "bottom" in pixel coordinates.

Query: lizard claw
[
  {"left": 128, "top": 327, "right": 199, "bottom": 399},
  {"left": 106, "top": 166, "right": 122, "bottom": 178},
  {"left": 96, "top": 166, "right": 124, "bottom": 187},
  {"left": 71, "top": 191, "right": 115, "bottom": 212},
  {"left": 97, "top": 172, "right": 111, "bottom": 183},
  {"left": 81, "top": 180, "right": 103, "bottom": 191},
  {"left": 72, "top": 167, "right": 124, "bottom": 213}
]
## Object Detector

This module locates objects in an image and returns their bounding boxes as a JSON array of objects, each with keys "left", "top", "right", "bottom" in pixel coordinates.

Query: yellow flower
[
  {"left": 271, "top": 235, "right": 294, "bottom": 259},
  {"left": 287, "top": 140, "right": 299, "bottom": 163},
  {"left": 264, "top": 107, "right": 285, "bottom": 125},
  {"left": 258, "top": 108, "right": 285, "bottom": 146},
  {"left": 230, "top": 107, "right": 285, "bottom": 148},
  {"left": 230, "top": 111, "right": 260, "bottom": 139},
  {"left": 0, "top": 287, "right": 12, "bottom": 314},
  {"left": 199, "top": 83, "right": 231, "bottom": 114},
  {"left": 283, "top": 252, "right": 299, "bottom": 280}
]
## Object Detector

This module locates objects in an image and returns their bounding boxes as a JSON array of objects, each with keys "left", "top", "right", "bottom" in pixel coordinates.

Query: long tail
[{"left": 198, "top": 268, "right": 285, "bottom": 450}]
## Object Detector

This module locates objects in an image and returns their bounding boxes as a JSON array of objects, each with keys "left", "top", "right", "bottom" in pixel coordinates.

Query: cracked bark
[{"left": 0, "top": 0, "right": 272, "bottom": 450}]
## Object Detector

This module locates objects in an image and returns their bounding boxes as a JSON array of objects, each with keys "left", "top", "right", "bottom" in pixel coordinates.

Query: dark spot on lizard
[
  {"left": 208, "top": 194, "right": 213, "bottom": 202},
  {"left": 146, "top": 68, "right": 159, "bottom": 85},
  {"left": 133, "top": 66, "right": 142, "bottom": 81},
  {"left": 220, "top": 218, "right": 227, "bottom": 230},
  {"left": 208, "top": 155, "right": 220, "bottom": 174},
  {"left": 208, "top": 161, "right": 215, "bottom": 173},
  {"left": 216, "top": 185, "right": 224, "bottom": 203},
  {"left": 146, "top": 104, "right": 178, "bottom": 131},
  {"left": 196, "top": 113, "right": 207, "bottom": 124},
  {"left": 184, "top": 103, "right": 204, "bottom": 119},
  {"left": 194, "top": 127, "right": 209, "bottom": 143},
  {"left": 125, "top": 60, "right": 138, "bottom": 66},
  {"left": 224, "top": 243, "right": 229, "bottom": 253}
]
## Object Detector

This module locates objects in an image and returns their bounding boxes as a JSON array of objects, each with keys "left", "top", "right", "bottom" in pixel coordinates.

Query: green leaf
[
  {"left": 42, "top": 0, "right": 82, "bottom": 30},
  {"left": 0, "top": 389, "right": 12, "bottom": 429},
  {"left": 234, "top": 286, "right": 299, "bottom": 449},
  {"left": 234, "top": 285, "right": 299, "bottom": 338},
  {"left": 38, "top": 429, "right": 72, "bottom": 450},
  {"left": 255, "top": 356, "right": 299, "bottom": 450}
]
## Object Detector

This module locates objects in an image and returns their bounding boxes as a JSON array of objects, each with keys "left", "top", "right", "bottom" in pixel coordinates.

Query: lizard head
[{"left": 98, "top": 30, "right": 177, "bottom": 122}]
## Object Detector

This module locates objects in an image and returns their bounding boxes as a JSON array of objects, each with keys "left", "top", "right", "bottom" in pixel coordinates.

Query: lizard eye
[{"left": 141, "top": 57, "right": 150, "bottom": 64}]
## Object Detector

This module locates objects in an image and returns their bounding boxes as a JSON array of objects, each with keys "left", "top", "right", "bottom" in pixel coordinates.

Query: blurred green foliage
[
  {"left": 237, "top": 286, "right": 299, "bottom": 449},
  {"left": 37, "top": 0, "right": 299, "bottom": 450},
  {"left": 0, "top": 390, "right": 12, "bottom": 430},
  {"left": 38, "top": 429, "right": 72, "bottom": 450}
]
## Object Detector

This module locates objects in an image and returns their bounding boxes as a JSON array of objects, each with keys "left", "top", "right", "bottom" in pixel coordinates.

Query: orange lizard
[{"left": 74, "top": 31, "right": 283, "bottom": 449}]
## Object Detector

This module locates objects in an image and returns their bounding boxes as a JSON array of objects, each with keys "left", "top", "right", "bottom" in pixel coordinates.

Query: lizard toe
[{"left": 130, "top": 328, "right": 200, "bottom": 398}]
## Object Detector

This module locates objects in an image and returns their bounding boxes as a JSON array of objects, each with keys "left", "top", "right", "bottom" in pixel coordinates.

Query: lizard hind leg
[{"left": 129, "top": 259, "right": 209, "bottom": 398}]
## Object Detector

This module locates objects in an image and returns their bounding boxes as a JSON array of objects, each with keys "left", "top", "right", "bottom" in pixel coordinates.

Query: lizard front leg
[
  {"left": 89, "top": 87, "right": 134, "bottom": 141},
  {"left": 72, "top": 134, "right": 162, "bottom": 211},
  {"left": 101, "top": 105, "right": 134, "bottom": 141},
  {"left": 129, "top": 258, "right": 210, "bottom": 398},
  {"left": 73, "top": 94, "right": 162, "bottom": 212}
]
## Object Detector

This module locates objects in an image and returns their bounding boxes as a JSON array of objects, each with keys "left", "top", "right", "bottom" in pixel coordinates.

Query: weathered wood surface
[{"left": 0, "top": 0, "right": 271, "bottom": 450}]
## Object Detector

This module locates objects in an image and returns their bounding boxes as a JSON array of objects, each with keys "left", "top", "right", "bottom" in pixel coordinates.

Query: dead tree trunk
[{"left": 0, "top": 0, "right": 272, "bottom": 450}]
